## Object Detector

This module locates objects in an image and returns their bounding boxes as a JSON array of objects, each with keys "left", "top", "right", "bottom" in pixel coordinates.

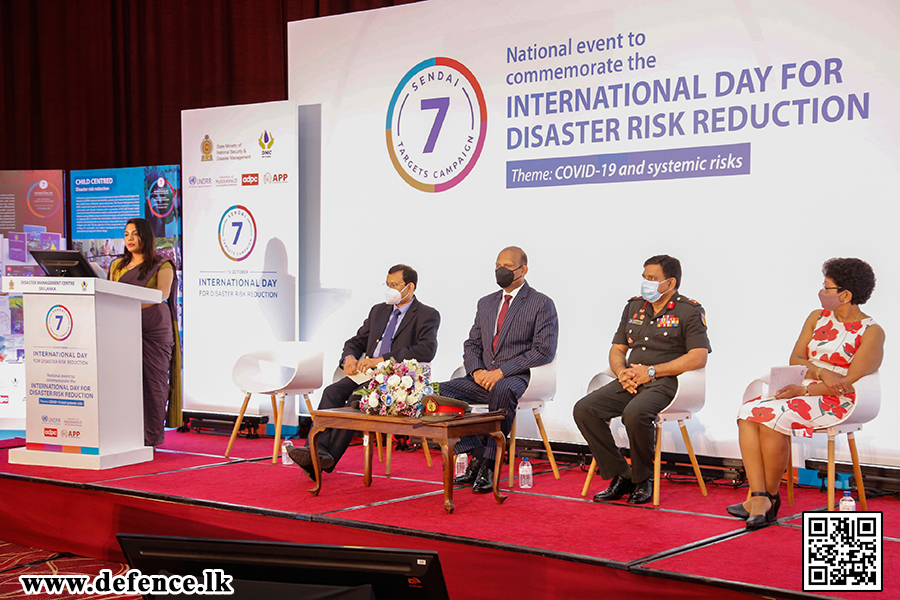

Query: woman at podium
[{"left": 109, "top": 218, "right": 179, "bottom": 447}]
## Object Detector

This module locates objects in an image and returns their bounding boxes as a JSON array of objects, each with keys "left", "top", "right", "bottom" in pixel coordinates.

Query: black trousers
[
  {"left": 573, "top": 377, "right": 677, "bottom": 483},
  {"left": 305, "top": 376, "right": 365, "bottom": 468}
]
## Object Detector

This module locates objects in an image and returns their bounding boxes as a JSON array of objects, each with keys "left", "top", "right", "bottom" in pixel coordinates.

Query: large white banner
[
  {"left": 287, "top": 0, "right": 900, "bottom": 466},
  {"left": 181, "top": 102, "right": 300, "bottom": 432}
]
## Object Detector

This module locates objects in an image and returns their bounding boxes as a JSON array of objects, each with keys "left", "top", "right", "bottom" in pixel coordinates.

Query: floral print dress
[{"left": 737, "top": 310, "right": 876, "bottom": 437}]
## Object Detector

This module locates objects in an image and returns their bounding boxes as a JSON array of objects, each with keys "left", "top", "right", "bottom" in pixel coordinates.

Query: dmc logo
[
  {"left": 44, "top": 428, "right": 58, "bottom": 437},
  {"left": 242, "top": 174, "right": 259, "bottom": 186},
  {"left": 263, "top": 173, "right": 289, "bottom": 184},
  {"left": 259, "top": 130, "right": 274, "bottom": 158},
  {"left": 201, "top": 134, "right": 214, "bottom": 161}
]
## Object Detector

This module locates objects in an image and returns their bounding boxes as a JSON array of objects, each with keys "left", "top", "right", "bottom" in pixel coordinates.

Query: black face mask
[{"left": 495, "top": 266, "right": 520, "bottom": 288}]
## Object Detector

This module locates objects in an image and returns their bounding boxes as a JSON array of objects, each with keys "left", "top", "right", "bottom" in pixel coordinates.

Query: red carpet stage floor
[{"left": 1, "top": 429, "right": 897, "bottom": 599}]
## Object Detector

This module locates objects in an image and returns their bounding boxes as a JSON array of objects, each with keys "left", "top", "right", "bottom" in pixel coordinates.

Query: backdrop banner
[
  {"left": 287, "top": 0, "right": 900, "bottom": 465},
  {"left": 181, "top": 101, "right": 300, "bottom": 433}
]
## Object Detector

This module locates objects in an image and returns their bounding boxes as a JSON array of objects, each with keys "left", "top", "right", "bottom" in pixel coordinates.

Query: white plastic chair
[
  {"left": 743, "top": 370, "right": 880, "bottom": 511},
  {"left": 451, "top": 358, "right": 560, "bottom": 485},
  {"left": 581, "top": 368, "right": 707, "bottom": 506},
  {"left": 226, "top": 342, "right": 324, "bottom": 464}
]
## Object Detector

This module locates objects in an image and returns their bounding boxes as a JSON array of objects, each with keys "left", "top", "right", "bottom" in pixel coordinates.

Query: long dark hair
[{"left": 115, "top": 217, "right": 159, "bottom": 279}]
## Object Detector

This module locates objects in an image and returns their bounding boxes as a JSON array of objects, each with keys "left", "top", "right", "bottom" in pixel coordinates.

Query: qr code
[{"left": 803, "top": 511, "right": 882, "bottom": 591}]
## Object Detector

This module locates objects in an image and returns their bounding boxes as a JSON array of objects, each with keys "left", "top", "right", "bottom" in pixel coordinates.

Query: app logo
[
  {"left": 263, "top": 173, "right": 288, "bottom": 184},
  {"left": 44, "top": 428, "right": 58, "bottom": 437},
  {"left": 386, "top": 57, "right": 487, "bottom": 192},
  {"left": 242, "top": 173, "right": 259, "bottom": 186},
  {"left": 218, "top": 205, "right": 257, "bottom": 262},
  {"left": 259, "top": 130, "right": 275, "bottom": 159},
  {"left": 45, "top": 305, "right": 73, "bottom": 341},
  {"left": 201, "top": 135, "right": 214, "bottom": 161}
]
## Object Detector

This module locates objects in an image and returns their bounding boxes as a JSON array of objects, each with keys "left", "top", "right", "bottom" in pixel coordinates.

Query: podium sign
[{"left": 2, "top": 277, "right": 162, "bottom": 469}]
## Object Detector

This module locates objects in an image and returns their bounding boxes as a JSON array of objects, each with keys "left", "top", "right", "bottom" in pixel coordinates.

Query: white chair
[
  {"left": 329, "top": 364, "right": 433, "bottom": 474},
  {"left": 226, "top": 342, "right": 324, "bottom": 464},
  {"left": 743, "top": 370, "right": 880, "bottom": 511},
  {"left": 581, "top": 368, "right": 707, "bottom": 506},
  {"left": 451, "top": 359, "right": 560, "bottom": 485}
]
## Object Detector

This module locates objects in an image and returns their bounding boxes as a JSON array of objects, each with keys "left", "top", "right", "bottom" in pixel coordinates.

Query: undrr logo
[{"left": 242, "top": 174, "right": 259, "bottom": 186}]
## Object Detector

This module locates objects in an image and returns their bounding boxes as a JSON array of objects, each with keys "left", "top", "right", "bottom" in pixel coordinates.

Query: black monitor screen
[
  {"left": 117, "top": 534, "right": 451, "bottom": 600},
  {"left": 29, "top": 250, "right": 99, "bottom": 278}
]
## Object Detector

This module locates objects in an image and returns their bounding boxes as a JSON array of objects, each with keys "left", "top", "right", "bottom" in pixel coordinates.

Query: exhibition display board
[{"left": 2, "top": 277, "right": 162, "bottom": 469}]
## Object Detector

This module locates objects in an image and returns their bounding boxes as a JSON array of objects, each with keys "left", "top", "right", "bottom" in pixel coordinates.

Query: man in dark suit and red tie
[
  {"left": 288, "top": 264, "right": 440, "bottom": 479},
  {"left": 440, "top": 246, "right": 559, "bottom": 493}
]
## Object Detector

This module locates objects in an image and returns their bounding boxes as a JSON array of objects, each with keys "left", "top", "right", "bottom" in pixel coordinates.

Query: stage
[{"left": 1, "top": 430, "right": 896, "bottom": 599}]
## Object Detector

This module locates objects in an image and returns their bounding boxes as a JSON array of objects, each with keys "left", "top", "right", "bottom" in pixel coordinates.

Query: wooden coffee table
[{"left": 307, "top": 407, "right": 508, "bottom": 514}]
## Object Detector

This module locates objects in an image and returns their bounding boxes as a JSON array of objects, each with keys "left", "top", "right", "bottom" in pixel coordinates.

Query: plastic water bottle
[
  {"left": 454, "top": 453, "right": 469, "bottom": 478},
  {"left": 839, "top": 491, "right": 856, "bottom": 511},
  {"left": 281, "top": 439, "right": 293, "bottom": 465},
  {"left": 519, "top": 457, "right": 533, "bottom": 489}
]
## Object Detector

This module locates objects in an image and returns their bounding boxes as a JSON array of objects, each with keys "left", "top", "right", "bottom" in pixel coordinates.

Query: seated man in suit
[
  {"left": 288, "top": 264, "right": 440, "bottom": 479},
  {"left": 573, "top": 255, "right": 710, "bottom": 504},
  {"left": 440, "top": 246, "right": 559, "bottom": 493}
]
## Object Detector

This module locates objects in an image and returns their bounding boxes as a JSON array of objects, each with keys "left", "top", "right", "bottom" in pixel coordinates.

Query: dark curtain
[{"left": 0, "top": 0, "right": 423, "bottom": 171}]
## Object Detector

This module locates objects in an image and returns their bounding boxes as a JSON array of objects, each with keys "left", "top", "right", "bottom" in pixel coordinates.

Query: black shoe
[
  {"left": 592, "top": 475, "right": 635, "bottom": 502},
  {"left": 745, "top": 492, "right": 777, "bottom": 530},
  {"left": 627, "top": 478, "right": 654, "bottom": 504},
  {"left": 768, "top": 491, "right": 781, "bottom": 520},
  {"left": 472, "top": 461, "right": 495, "bottom": 494},
  {"left": 287, "top": 446, "right": 336, "bottom": 472},
  {"left": 726, "top": 501, "right": 750, "bottom": 519},
  {"left": 453, "top": 455, "right": 483, "bottom": 485}
]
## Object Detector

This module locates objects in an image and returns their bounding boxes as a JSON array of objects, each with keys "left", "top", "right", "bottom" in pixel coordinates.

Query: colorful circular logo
[
  {"left": 46, "top": 305, "right": 73, "bottom": 341},
  {"left": 27, "top": 179, "right": 62, "bottom": 218},
  {"left": 386, "top": 57, "right": 487, "bottom": 192},
  {"left": 218, "top": 205, "right": 257, "bottom": 261},
  {"left": 147, "top": 176, "right": 176, "bottom": 218}
]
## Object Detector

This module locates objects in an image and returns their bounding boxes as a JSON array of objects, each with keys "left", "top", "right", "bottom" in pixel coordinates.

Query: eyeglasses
[{"left": 822, "top": 285, "right": 844, "bottom": 292}]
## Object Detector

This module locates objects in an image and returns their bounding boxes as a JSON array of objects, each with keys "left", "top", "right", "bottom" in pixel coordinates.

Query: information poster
[
  {"left": 181, "top": 101, "right": 300, "bottom": 432},
  {"left": 69, "top": 166, "right": 183, "bottom": 332},
  {"left": 0, "top": 170, "right": 67, "bottom": 430}
]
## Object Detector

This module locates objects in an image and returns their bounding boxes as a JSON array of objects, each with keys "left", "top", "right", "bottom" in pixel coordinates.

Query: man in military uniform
[{"left": 573, "top": 255, "right": 711, "bottom": 504}]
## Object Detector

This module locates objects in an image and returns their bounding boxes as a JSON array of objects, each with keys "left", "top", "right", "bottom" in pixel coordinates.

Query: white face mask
[
  {"left": 384, "top": 283, "right": 410, "bottom": 305},
  {"left": 641, "top": 277, "right": 669, "bottom": 303}
]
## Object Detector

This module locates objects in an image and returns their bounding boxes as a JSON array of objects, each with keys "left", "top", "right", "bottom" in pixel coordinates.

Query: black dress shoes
[
  {"left": 453, "top": 455, "right": 483, "bottom": 485},
  {"left": 472, "top": 461, "right": 495, "bottom": 494},
  {"left": 287, "top": 446, "right": 336, "bottom": 472},
  {"left": 592, "top": 475, "right": 635, "bottom": 502},
  {"left": 627, "top": 478, "right": 654, "bottom": 504},
  {"left": 726, "top": 501, "right": 750, "bottom": 519}
]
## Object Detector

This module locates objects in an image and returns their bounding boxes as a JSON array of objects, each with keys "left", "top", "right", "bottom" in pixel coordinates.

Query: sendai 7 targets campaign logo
[{"left": 386, "top": 57, "right": 487, "bottom": 192}]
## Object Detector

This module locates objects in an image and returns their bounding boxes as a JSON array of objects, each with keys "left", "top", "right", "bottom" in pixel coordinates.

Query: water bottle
[
  {"left": 454, "top": 453, "right": 469, "bottom": 478},
  {"left": 839, "top": 491, "right": 856, "bottom": 511},
  {"left": 281, "top": 439, "right": 293, "bottom": 465},
  {"left": 519, "top": 457, "right": 533, "bottom": 489}
]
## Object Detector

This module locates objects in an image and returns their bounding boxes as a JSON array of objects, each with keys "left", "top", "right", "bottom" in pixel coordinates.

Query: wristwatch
[{"left": 647, "top": 365, "right": 657, "bottom": 381}]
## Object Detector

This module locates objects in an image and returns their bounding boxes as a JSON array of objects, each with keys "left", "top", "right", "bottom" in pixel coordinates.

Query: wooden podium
[{"left": 2, "top": 277, "right": 162, "bottom": 469}]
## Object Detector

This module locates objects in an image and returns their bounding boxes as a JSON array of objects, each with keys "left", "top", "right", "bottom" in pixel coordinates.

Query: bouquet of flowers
[{"left": 353, "top": 358, "right": 436, "bottom": 417}]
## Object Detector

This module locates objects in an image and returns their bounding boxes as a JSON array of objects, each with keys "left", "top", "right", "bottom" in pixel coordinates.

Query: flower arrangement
[{"left": 353, "top": 358, "right": 436, "bottom": 417}]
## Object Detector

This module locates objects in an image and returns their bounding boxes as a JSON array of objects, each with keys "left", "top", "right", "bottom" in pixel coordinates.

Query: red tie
[{"left": 492, "top": 294, "right": 512, "bottom": 351}]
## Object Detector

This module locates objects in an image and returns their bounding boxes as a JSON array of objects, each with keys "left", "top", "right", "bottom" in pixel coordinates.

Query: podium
[{"left": 1, "top": 277, "right": 163, "bottom": 469}]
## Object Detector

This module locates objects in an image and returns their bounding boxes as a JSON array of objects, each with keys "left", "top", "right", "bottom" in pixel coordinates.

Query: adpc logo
[
  {"left": 386, "top": 57, "right": 487, "bottom": 192},
  {"left": 259, "top": 130, "right": 275, "bottom": 158}
]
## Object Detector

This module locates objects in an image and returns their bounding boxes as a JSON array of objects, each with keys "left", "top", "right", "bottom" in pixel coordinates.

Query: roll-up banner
[
  {"left": 181, "top": 101, "right": 300, "bottom": 433},
  {"left": 69, "top": 165, "right": 183, "bottom": 334},
  {"left": 0, "top": 170, "right": 67, "bottom": 431}
]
